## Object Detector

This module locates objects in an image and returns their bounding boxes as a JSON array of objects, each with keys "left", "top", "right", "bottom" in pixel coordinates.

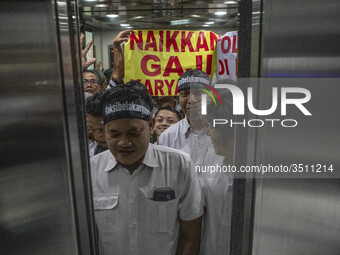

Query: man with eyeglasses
[
  {"left": 83, "top": 69, "right": 102, "bottom": 94},
  {"left": 80, "top": 33, "right": 102, "bottom": 94}
]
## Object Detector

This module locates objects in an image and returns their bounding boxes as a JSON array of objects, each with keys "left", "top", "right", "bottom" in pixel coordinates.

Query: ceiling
[{"left": 78, "top": 0, "right": 239, "bottom": 31}]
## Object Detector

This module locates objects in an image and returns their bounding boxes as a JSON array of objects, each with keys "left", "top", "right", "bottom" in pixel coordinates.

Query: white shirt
[
  {"left": 90, "top": 143, "right": 203, "bottom": 255},
  {"left": 158, "top": 117, "right": 191, "bottom": 155},
  {"left": 199, "top": 170, "right": 233, "bottom": 255},
  {"left": 159, "top": 117, "right": 232, "bottom": 255},
  {"left": 158, "top": 117, "right": 224, "bottom": 167}
]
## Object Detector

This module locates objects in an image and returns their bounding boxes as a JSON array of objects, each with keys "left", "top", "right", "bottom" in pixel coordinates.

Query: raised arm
[
  {"left": 176, "top": 216, "right": 202, "bottom": 255},
  {"left": 111, "top": 29, "right": 133, "bottom": 84}
]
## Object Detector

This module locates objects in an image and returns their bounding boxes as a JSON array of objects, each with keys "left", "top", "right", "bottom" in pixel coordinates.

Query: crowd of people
[{"left": 80, "top": 30, "right": 235, "bottom": 255}]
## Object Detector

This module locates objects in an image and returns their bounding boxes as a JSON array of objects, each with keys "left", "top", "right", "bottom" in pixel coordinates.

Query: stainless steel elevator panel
[
  {"left": 250, "top": 0, "right": 340, "bottom": 254},
  {"left": 253, "top": 179, "right": 340, "bottom": 255},
  {"left": 0, "top": 1, "right": 95, "bottom": 254},
  {"left": 260, "top": 0, "right": 340, "bottom": 77}
]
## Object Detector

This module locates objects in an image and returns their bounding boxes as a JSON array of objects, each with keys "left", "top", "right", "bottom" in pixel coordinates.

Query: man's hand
[
  {"left": 113, "top": 29, "right": 133, "bottom": 49},
  {"left": 111, "top": 29, "right": 133, "bottom": 84},
  {"left": 80, "top": 33, "right": 96, "bottom": 71}
]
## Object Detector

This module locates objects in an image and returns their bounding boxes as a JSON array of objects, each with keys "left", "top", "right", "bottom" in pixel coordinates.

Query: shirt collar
[
  {"left": 141, "top": 143, "right": 159, "bottom": 168},
  {"left": 103, "top": 152, "right": 118, "bottom": 172},
  {"left": 103, "top": 143, "right": 158, "bottom": 172},
  {"left": 181, "top": 116, "right": 191, "bottom": 136}
]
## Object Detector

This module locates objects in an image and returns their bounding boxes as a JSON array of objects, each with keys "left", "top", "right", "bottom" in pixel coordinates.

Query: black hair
[
  {"left": 85, "top": 90, "right": 106, "bottom": 116},
  {"left": 83, "top": 69, "right": 100, "bottom": 84},
  {"left": 91, "top": 69, "right": 106, "bottom": 85},
  {"left": 154, "top": 106, "right": 182, "bottom": 121},
  {"left": 103, "top": 68, "right": 113, "bottom": 83}
]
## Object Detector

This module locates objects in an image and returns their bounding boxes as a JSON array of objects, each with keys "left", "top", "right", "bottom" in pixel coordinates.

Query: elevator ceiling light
[
  {"left": 170, "top": 19, "right": 190, "bottom": 25},
  {"left": 96, "top": 4, "right": 108, "bottom": 7},
  {"left": 215, "top": 11, "right": 227, "bottom": 15},
  {"left": 106, "top": 14, "right": 118, "bottom": 18}
]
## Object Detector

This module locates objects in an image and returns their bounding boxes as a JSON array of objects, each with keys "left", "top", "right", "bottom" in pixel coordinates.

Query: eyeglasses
[{"left": 83, "top": 79, "right": 98, "bottom": 85}]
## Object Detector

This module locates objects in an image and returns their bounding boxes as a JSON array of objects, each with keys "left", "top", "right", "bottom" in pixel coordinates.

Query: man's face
[
  {"left": 83, "top": 72, "right": 100, "bottom": 94},
  {"left": 153, "top": 110, "right": 179, "bottom": 137},
  {"left": 87, "top": 115, "right": 107, "bottom": 148},
  {"left": 105, "top": 118, "right": 152, "bottom": 167},
  {"left": 179, "top": 88, "right": 203, "bottom": 122}
]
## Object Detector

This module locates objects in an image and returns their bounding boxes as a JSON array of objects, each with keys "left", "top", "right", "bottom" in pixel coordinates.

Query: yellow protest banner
[{"left": 125, "top": 30, "right": 219, "bottom": 96}]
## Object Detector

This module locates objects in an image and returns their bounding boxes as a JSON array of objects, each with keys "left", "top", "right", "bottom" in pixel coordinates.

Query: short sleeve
[{"left": 177, "top": 157, "right": 203, "bottom": 221}]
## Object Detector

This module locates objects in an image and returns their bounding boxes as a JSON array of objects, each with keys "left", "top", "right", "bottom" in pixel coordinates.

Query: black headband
[
  {"left": 177, "top": 70, "right": 211, "bottom": 92},
  {"left": 103, "top": 97, "right": 151, "bottom": 124}
]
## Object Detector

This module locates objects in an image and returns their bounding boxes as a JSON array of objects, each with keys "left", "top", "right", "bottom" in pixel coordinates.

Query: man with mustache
[
  {"left": 158, "top": 69, "right": 222, "bottom": 166},
  {"left": 90, "top": 80, "right": 203, "bottom": 255}
]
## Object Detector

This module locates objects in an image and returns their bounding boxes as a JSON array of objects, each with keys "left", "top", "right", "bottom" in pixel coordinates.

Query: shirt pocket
[
  {"left": 145, "top": 197, "right": 179, "bottom": 233},
  {"left": 93, "top": 194, "right": 119, "bottom": 233}
]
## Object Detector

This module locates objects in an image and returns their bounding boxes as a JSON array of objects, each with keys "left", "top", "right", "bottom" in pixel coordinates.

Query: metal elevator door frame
[
  {"left": 0, "top": 0, "right": 97, "bottom": 254},
  {"left": 55, "top": 0, "right": 98, "bottom": 254},
  {"left": 234, "top": 0, "right": 340, "bottom": 254}
]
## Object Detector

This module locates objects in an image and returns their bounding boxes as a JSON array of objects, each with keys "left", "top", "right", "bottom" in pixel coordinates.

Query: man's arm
[
  {"left": 177, "top": 216, "right": 202, "bottom": 255},
  {"left": 111, "top": 29, "right": 133, "bottom": 84},
  {"left": 80, "top": 33, "right": 96, "bottom": 71}
]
